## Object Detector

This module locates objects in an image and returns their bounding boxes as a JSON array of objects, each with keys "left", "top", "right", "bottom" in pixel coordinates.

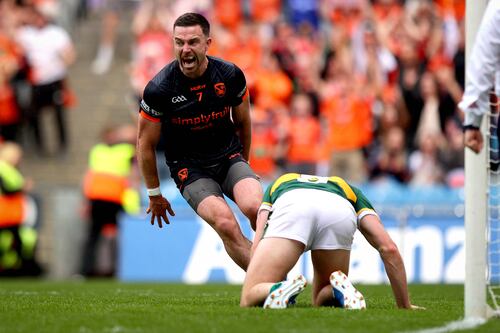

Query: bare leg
[
  {"left": 310, "top": 249, "right": 351, "bottom": 306},
  {"left": 240, "top": 238, "right": 305, "bottom": 307},
  {"left": 232, "top": 177, "right": 262, "bottom": 230},
  {"left": 196, "top": 195, "right": 251, "bottom": 270}
]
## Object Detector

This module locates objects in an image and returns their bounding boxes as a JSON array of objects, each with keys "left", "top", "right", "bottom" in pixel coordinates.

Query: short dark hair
[{"left": 174, "top": 13, "right": 210, "bottom": 37}]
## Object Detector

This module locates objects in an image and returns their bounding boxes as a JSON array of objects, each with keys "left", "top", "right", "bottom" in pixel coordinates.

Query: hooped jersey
[
  {"left": 140, "top": 56, "right": 248, "bottom": 166},
  {"left": 261, "top": 173, "right": 378, "bottom": 222}
]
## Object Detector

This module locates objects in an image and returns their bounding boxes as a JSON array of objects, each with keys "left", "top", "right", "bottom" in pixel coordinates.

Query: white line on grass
[{"left": 400, "top": 317, "right": 487, "bottom": 333}]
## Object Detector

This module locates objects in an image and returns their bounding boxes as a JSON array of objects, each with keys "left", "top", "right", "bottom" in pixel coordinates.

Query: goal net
[{"left": 488, "top": 91, "right": 500, "bottom": 313}]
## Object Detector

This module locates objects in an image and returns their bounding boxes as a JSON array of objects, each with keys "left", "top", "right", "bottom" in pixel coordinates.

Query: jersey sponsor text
[{"left": 171, "top": 107, "right": 231, "bottom": 127}]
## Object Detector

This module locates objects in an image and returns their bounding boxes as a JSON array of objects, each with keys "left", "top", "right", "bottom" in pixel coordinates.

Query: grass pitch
[{"left": 0, "top": 280, "right": 499, "bottom": 333}]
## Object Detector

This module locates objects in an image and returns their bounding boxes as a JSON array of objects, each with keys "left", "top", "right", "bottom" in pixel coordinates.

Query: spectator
[
  {"left": 249, "top": 0, "right": 282, "bottom": 27},
  {"left": 217, "top": 22, "right": 262, "bottom": 94},
  {"left": 452, "top": 19, "right": 465, "bottom": 90},
  {"left": 414, "top": 71, "right": 442, "bottom": 142},
  {"left": 249, "top": 107, "right": 282, "bottom": 180},
  {"left": 80, "top": 124, "right": 139, "bottom": 277},
  {"left": 253, "top": 51, "right": 293, "bottom": 111},
  {"left": 369, "top": 126, "right": 410, "bottom": 184},
  {"left": 409, "top": 130, "right": 445, "bottom": 186},
  {"left": 285, "top": 0, "right": 320, "bottom": 31},
  {"left": 376, "top": 86, "right": 410, "bottom": 134},
  {"left": 271, "top": 20, "right": 297, "bottom": 80},
  {"left": 432, "top": 60, "right": 463, "bottom": 114},
  {"left": 0, "top": 141, "right": 41, "bottom": 276},
  {"left": 16, "top": 3, "right": 76, "bottom": 156},
  {"left": 90, "top": 0, "right": 135, "bottom": 75},
  {"left": 320, "top": 0, "right": 364, "bottom": 37},
  {"left": 438, "top": 117, "right": 464, "bottom": 188},
  {"left": 352, "top": 19, "right": 398, "bottom": 88},
  {"left": 285, "top": 93, "right": 321, "bottom": 175},
  {"left": 213, "top": 0, "right": 242, "bottom": 32},
  {"left": 1, "top": 0, "right": 31, "bottom": 142},
  {"left": 319, "top": 47, "right": 374, "bottom": 183},
  {"left": 0, "top": 27, "right": 22, "bottom": 142},
  {"left": 129, "top": 0, "right": 173, "bottom": 102},
  {"left": 403, "top": 0, "right": 443, "bottom": 61},
  {"left": 396, "top": 36, "right": 426, "bottom": 149},
  {"left": 371, "top": 0, "right": 404, "bottom": 55}
]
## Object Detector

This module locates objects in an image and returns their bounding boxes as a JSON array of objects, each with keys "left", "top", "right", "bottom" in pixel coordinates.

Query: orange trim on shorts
[{"left": 140, "top": 110, "right": 160, "bottom": 123}]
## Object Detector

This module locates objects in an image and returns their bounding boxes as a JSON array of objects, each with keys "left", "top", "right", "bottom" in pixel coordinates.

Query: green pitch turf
[{"left": 0, "top": 280, "right": 499, "bottom": 333}]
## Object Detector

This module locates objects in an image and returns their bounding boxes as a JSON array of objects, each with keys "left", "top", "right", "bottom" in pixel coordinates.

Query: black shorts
[
  {"left": 32, "top": 80, "right": 65, "bottom": 109},
  {"left": 169, "top": 153, "right": 259, "bottom": 211}
]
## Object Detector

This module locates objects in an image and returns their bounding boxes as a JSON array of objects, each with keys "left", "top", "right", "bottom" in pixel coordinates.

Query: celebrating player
[
  {"left": 136, "top": 13, "right": 262, "bottom": 271},
  {"left": 240, "top": 173, "right": 423, "bottom": 309}
]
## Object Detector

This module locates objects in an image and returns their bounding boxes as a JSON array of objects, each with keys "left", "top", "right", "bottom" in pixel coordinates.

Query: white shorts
[{"left": 263, "top": 188, "right": 357, "bottom": 251}]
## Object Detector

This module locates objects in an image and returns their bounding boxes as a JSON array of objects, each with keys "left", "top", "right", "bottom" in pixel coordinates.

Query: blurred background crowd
[{"left": 0, "top": 0, "right": 468, "bottom": 277}]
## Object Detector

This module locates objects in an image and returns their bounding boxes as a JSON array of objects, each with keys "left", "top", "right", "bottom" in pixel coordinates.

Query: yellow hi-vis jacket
[
  {"left": 83, "top": 143, "right": 139, "bottom": 213},
  {"left": 0, "top": 160, "right": 25, "bottom": 227}
]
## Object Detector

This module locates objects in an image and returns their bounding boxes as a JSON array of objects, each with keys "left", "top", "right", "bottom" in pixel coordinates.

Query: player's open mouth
[{"left": 182, "top": 56, "right": 196, "bottom": 67}]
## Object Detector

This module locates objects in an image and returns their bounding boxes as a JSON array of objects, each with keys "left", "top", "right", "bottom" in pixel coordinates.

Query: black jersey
[{"left": 140, "top": 56, "right": 248, "bottom": 167}]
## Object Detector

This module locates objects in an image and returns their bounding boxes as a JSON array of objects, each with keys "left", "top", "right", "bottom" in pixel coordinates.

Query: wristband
[{"left": 147, "top": 187, "right": 161, "bottom": 197}]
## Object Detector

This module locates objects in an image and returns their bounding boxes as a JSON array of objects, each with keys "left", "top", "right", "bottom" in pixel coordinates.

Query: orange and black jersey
[{"left": 140, "top": 56, "right": 248, "bottom": 167}]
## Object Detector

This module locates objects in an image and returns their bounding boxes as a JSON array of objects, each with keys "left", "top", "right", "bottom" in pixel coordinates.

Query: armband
[{"left": 147, "top": 187, "right": 161, "bottom": 197}]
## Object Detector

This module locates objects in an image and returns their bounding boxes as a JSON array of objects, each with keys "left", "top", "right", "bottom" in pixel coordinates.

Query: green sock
[{"left": 269, "top": 281, "right": 283, "bottom": 294}]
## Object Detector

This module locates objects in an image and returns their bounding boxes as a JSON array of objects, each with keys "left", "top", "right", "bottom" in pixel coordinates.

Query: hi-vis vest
[
  {"left": 0, "top": 160, "right": 25, "bottom": 227},
  {"left": 83, "top": 143, "right": 135, "bottom": 206}
]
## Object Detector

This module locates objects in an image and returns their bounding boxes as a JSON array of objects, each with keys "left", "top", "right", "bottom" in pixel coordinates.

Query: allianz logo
[{"left": 172, "top": 95, "right": 187, "bottom": 103}]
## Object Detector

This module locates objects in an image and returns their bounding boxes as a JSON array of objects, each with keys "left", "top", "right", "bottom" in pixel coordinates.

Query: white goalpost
[{"left": 464, "top": 0, "right": 499, "bottom": 319}]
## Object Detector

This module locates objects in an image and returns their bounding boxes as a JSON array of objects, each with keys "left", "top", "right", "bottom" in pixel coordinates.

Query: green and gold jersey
[{"left": 261, "top": 173, "right": 377, "bottom": 219}]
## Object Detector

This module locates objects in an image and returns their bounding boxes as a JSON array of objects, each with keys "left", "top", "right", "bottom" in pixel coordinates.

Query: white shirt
[
  {"left": 16, "top": 24, "right": 73, "bottom": 85},
  {"left": 458, "top": 0, "right": 500, "bottom": 127}
]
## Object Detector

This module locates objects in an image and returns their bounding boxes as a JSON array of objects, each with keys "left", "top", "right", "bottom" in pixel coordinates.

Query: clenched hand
[{"left": 464, "top": 128, "right": 484, "bottom": 154}]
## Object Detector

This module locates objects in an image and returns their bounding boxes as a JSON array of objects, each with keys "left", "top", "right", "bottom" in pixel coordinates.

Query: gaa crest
[
  {"left": 214, "top": 83, "right": 226, "bottom": 97},
  {"left": 178, "top": 168, "right": 188, "bottom": 182}
]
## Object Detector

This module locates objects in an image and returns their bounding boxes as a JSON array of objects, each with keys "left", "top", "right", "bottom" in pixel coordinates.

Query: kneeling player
[{"left": 240, "top": 173, "right": 422, "bottom": 309}]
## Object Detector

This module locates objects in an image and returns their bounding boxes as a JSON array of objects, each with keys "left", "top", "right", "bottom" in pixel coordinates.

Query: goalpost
[{"left": 464, "top": 0, "right": 499, "bottom": 319}]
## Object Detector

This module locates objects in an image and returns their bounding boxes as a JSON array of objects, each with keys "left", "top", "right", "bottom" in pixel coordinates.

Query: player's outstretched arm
[
  {"left": 137, "top": 114, "right": 175, "bottom": 228},
  {"left": 359, "top": 215, "right": 423, "bottom": 309},
  {"left": 250, "top": 209, "right": 269, "bottom": 259}
]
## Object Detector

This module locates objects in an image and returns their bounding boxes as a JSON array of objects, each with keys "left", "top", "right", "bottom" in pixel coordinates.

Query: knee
[
  {"left": 240, "top": 286, "right": 257, "bottom": 307},
  {"left": 240, "top": 294, "right": 251, "bottom": 307},
  {"left": 213, "top": 217, "right": 241, "bottom": 240},
  {"left": 238, "top": 199, "right": 261, "bottom": 229}
]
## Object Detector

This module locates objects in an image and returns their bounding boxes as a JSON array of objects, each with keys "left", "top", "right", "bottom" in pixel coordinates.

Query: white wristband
[{"left": 147, "top": 187, "right": 161, "bottom": 197}]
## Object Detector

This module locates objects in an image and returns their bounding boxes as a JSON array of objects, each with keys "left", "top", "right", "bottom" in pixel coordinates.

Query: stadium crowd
[{"left": 1, "top": 0, "right": 466, "bottom": 186}]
